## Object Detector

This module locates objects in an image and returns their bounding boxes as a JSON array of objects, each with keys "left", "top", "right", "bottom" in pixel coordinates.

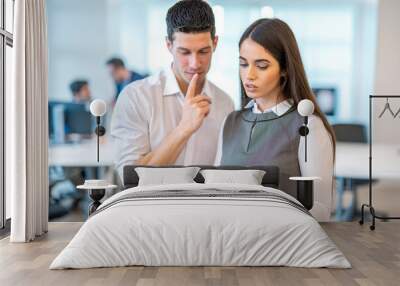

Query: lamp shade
[
  {"left": 90, "top": 99, "right": 107, "bottom": 117},
  {"left": 297, "top": 99, "right": 314, "bottom": 117}
]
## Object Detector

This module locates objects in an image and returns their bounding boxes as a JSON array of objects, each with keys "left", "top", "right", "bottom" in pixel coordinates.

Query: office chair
[{"left": 332, "top": 124, "right": 367, "bottom": 143}]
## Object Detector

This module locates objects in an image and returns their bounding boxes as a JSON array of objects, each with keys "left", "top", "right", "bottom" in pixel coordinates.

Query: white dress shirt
[
  {"left": 111, "top": 67, "right": 234, "bottom": 181},
  {"left": 215, "top": 99, "right": 334, "bottom": 221}
]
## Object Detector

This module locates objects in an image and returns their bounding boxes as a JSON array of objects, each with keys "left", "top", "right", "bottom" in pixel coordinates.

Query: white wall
[
  {"left": 352, "top": 0, "right": 378, "bottom": 124},
  {"left": 47, "top": 0, "right": 116, "bottom": 102},
  {"left": 118, "top": 0, "right": 150, "bottom": 74},
  {"left": 373, "top": 0, "right": 400, "bottom": 143},
  {"left": 47, "top": 0, "right": 151, "bottom": 103},
  {"left": 374, "top": 0, "right": 400, "bottom": 94}
]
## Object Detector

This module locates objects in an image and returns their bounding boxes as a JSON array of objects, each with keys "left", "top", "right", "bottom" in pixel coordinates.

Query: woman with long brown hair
[{"left": 215, "top": 18, "right": 335, "bottom": 221}]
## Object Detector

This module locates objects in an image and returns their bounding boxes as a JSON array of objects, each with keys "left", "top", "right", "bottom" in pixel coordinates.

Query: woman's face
[{"left": 239, "top": 38, "right": 283, "bottom": 101}]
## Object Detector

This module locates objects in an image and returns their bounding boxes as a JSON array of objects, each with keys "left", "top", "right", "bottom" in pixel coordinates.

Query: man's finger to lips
[{"left": 186, "top": 74, "right": 199, "bottom": 98}]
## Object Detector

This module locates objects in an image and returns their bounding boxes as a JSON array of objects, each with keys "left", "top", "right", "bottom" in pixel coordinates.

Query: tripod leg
[
  {"left": 359, "top": 204, "right": 367, "bottom": 225},
  {"left": 370, "top": 206, "right": 376, "bottom": 231}
]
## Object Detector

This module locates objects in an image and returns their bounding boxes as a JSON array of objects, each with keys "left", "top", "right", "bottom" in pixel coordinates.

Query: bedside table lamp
[
  {"left": 90, "top": 99, "right": 107, "bottom": 162},
  {"left": 290, "top": 99, "right": 320, "bottom": 210},
  {"left": 297, "top": 99, "right": 314, "bottom": 162},
  {"left": 77, "top": 99, "right": 116, "bottom": 215}
]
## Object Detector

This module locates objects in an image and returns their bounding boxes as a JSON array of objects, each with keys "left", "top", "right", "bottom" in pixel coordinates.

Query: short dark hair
[
  {"left": 166, "top": 0, "right": 215, "bottom": 41},
  {"left": 69, "top": 80, "right": 88, "bottom": 96},
  {"left": 106, "top": 58, "right": 125, "bottom": 68}
]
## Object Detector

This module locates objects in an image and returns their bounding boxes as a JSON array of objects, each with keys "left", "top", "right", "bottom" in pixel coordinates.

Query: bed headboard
[{"left": 123, "top": 165, "right": 279, "bottom": 189}]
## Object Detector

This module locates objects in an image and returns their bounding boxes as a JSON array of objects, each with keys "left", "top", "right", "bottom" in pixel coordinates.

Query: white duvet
[{"left": 50, "top": 183, "right": 350, "bottom": 269}]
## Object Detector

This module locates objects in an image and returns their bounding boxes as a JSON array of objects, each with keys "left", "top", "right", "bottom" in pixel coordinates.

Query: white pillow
[
  {"left": 200, "top": 169, "right": 266, "bottom": 185},
  {"left": 135, "top": 167, "right": 200, "bottom": 186}
]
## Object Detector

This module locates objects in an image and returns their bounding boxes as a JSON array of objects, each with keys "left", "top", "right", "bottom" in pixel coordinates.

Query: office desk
[
  {"left": 49, "top": 139, "right": 114, "bottom": 167},
  {"left": 335, "top": 143, "right": 400, "bottom": 179},
  {"left": 50, "top": 141, "right": 400, "bottom": 177}
]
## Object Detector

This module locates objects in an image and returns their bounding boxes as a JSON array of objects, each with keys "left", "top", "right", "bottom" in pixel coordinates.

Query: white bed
[{"left": 50, "top": 183, "right": 350, "bottom": 269}]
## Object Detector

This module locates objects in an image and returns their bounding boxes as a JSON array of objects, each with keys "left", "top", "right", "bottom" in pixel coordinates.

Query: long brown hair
[{"left": 239, "top": 18, "right": 336, "bottom": 154}]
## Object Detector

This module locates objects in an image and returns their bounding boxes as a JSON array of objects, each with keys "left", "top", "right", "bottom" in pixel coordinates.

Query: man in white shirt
[{"left": 111, "top": 0, "right": 234, "bottom": 180}]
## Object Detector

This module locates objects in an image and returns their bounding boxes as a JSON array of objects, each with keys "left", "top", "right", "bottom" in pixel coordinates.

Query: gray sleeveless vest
[{"left": 221, "top": 107, "right": 303, "bottom": 198}]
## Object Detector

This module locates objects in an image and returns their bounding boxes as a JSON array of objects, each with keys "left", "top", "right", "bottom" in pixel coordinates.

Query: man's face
[
  {"left": 167, "top": 32, "right": 218, "bottom": 86},
  {"left": 108, "top": 65, "right": 125, "bottom": 83},
  {"left": 79, "top": 84, "right": 91, "bottom": 102}
]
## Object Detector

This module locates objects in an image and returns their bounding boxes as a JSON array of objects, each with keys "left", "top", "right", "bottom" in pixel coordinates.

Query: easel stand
[{"left": 359, "top": 95, "right": 400, "bottom": 230}]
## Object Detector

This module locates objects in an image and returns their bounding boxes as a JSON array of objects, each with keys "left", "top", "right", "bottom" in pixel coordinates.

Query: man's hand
[
  {"left": 136, "top": 74, "right": 211, "bottom": 166},
  {"left": 177, "top": 73, "right": 211, "bottom": 136}
]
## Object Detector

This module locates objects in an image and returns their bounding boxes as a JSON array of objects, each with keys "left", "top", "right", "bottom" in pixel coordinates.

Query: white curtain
[{"left": 9, "top": 0, "right": 48, "bottom": 242}]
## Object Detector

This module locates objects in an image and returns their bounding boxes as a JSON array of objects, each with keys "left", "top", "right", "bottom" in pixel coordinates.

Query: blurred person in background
[
  {"left": 106, "top": 57, "right": 147, "bottom": 101},
  {"left": 70, "top": 79, "right": 92, "bottom": 103}
]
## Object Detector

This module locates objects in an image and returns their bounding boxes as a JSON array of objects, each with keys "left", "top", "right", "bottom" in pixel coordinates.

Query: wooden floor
[{"left": 0, "top": 222, "right": 399, "bottom": 286}]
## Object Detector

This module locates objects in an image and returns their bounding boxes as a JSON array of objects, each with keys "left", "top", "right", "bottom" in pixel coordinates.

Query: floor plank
[{"left": 0, "top": 222, "right": 399, "bottom": 286}]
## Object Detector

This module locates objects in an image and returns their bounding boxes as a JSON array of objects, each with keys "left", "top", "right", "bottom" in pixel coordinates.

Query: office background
[
  {"left": 46, "top": 0, "right": 377, "bottom": 123},
  {"left": 41, "top": 0, "right": 400, "bottom": 222}
]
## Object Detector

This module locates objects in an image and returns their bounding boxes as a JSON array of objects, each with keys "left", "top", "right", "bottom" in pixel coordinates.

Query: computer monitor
[
  {"left": 64, "top": 103, "right": 93, "bottom": 134},
  {"left": 48, "top": 101, "right": 94, "bottom": 143},
  {"left": 312, "top": 87, "right": 337, "bottom": 117}
]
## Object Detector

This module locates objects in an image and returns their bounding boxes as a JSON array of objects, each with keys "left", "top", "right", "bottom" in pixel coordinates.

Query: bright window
[{"left": 1, "top": 0, "right": 14, "bottom": 229}]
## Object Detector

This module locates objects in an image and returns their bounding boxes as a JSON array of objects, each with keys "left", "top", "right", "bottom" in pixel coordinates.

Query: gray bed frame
[
  {"left": 122, "top": 165, "right": 314, "bottom": 211},
  {"left": 123, "top": 165, "right": 279, "bottom": 190}
]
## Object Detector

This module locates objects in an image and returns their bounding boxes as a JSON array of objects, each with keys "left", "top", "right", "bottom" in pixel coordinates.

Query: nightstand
[
  {"left": 289, "top": 177, "right": 321, "bottom": 210},
  {"left": 77, "top": 180, "right": 117, "bottom": 215}
]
